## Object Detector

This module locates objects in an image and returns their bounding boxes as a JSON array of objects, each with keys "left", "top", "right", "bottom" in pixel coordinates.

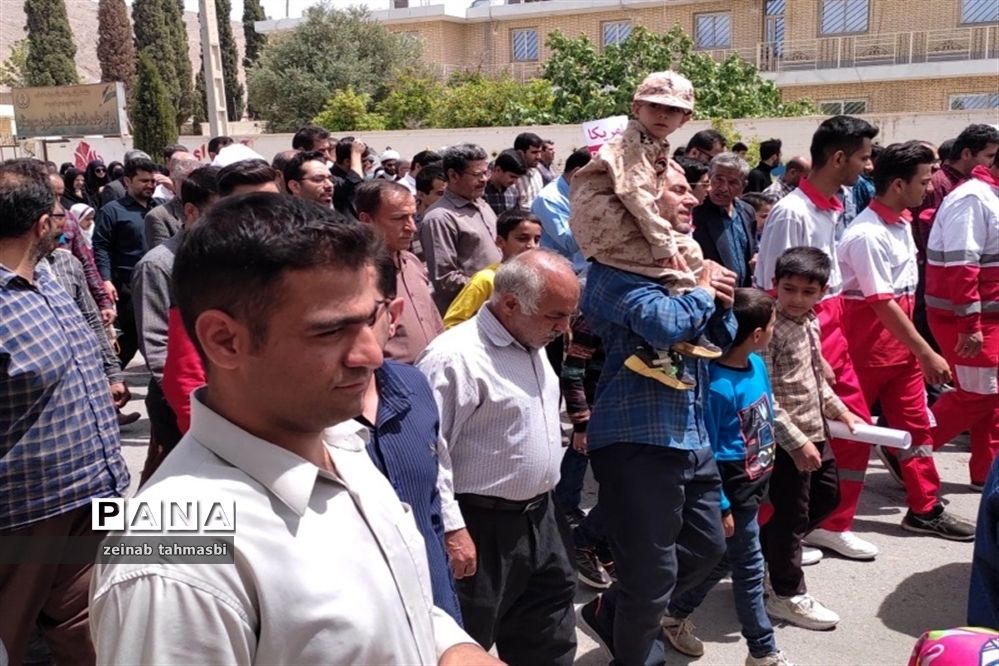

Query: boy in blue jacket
[{"left": 662, "top": 288, "right": 794, "bottom": 666}]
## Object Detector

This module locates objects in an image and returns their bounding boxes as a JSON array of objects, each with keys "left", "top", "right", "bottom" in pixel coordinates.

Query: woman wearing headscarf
[
  {"left": 85, "top": 160, "right": 110, "bottom": 204},
  {"left": 62, "top": 167, "right": 92, "bottom": 209}
]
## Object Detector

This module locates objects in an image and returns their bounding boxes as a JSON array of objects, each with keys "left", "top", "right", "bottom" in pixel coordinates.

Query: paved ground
[{"left": 117, "top": 361, "right": 983, "bottom": 666}]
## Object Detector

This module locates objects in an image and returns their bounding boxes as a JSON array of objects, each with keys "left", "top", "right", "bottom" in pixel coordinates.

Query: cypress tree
[
  {"left": 23, "top": 0, "right": 78, "bottom": 87},
  {"left": 97, "top": 0, "right": 136, "bottom": 92},
  {"left": 132, "top": 52, "right": 177, "bottom": 163},
  {"left": 242, "top": 0, "right": 267, "bottom": 68},
  {"left": 215, "top": 0, "right": 244, "bottom": 121},
  {"left": 193, "top": 57, "right": 208, "bottom": 134},
  {"left": 132, "top": 0, "right": 193, "bottom": 130}
]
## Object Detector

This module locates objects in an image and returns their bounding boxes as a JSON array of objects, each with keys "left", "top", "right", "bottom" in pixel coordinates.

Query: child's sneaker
[
  {"left": 765, "top": 592, "right": 839, "bottom": 630},
  {"left": 746, "top": 650, "right": 795, "bottom": 666},
  {"left": 625, "top": 346, "right": 695, "bottom": 390},
  {"left": 661, "top": 614, "right": 704, "bottom": 657},
  {"left": 672, "top": 334, "right": 723, "bottom": 359}
]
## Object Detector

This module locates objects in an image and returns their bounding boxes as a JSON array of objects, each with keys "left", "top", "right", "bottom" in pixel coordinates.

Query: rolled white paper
[{"left": 826, "top": 421, "right": 912, "bottom": 450}]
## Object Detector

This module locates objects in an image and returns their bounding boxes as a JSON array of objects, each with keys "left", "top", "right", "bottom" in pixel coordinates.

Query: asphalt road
[{"left": 115, "top": 361, "right": 984, "bottom": 666}]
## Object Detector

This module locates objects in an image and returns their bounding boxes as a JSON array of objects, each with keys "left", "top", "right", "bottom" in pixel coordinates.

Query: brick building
[{"left": 257, "top": 0, "right": 999, "bottom": 115}]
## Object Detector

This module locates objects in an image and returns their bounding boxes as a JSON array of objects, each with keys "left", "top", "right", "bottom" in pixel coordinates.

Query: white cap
[
  {"left": 380, "top": 149, "right": 401, "bottom": 162},
  {"left": 211, "top": 143, "right": 265, "bottom": 167}
]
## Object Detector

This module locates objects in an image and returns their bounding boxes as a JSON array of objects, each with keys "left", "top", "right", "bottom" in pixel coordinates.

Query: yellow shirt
[{"left": 443, "top": 263, "right": 499, "bottom": 329}]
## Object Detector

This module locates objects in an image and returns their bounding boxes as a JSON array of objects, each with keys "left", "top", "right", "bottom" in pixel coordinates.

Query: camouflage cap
[{"left": 633, "top": 71, "right": 695, "bottom": 111}]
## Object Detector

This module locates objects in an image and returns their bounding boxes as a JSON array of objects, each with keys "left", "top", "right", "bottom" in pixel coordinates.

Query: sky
[{"left": 180, "top": 0, "right": 386, "bottom": 20}]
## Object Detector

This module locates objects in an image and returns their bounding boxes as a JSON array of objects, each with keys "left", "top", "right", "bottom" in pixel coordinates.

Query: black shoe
[
  {"left": 595, "top": 544, "right": 617, "bottom": 582},
  {"left": 624, "top": 346, "right": 694, "bottom": 390},
  {"left": 580, "top": 596, "right": 615, "bottom": 656},
  {"left": 875, "top": 445, "right": 904, "bottom": 488},
  {"left": 576, "top": 546, "right": 612, "bottom": 589},
  {"left": 565, "top": 507, "right": 586, "bottom": 529},
  {"left": 672, "top": 334, "right": 722, "bottom": 359},
  {"left": 117, "top": 410, "right": 141, "bottom": 426},
  {"left": 901, "top": 504, "right": 975, "bottom": 541}
]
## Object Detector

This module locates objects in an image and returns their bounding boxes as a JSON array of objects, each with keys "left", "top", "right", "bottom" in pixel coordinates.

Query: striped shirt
[
  {"left": 560, "top": 313, "right": 604, "bottom": 432},
  {"left": 1, "top": 263, "right": 129, "bottom": 529},
  {"left": 416, "top": 305, "right": 562, "bottom": 509}
]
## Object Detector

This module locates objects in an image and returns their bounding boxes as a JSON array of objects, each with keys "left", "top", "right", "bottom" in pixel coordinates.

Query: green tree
[
  {"left": 132, "top": 0, "right": 193, "bottom": 129},
  {"left": 216, "top": 0, "right": 244, "bottom": 121},
  {"left": 192, "top": 57, "right": 208, "bottom": 134},
  {"left": 246, "top": 4, "right": 419, "bottom": 132},
  {"left": 376, "top": 68, "right": 443, "bottom": 129},
  {"left": 23, "top": 0, "right": 78, "bottom": 87},
  {"left": 97, "top": 0, "right": 136, "bottom": 91},
  {"left": 132, "top": 52, "right": 177, "bottom": 162},
  {"left": 429, "top": 72, "right": 554, "bottom": 129},
  {"left": 0, "top": 40, "right": 28, "bottom": 88},
  {"left": 313, "top": 88, "right": 386, "bottom": 131},
  {"left": 242, "top": 0, "right": 267, "bottom": 117},
  {"left": 542, "top": 25, "right": 812, "bottom": 123}
]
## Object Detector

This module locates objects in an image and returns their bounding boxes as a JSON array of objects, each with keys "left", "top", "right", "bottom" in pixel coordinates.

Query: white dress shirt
[
  {"left": 417, "top": 305, "right": 563, "bottom": 531},
  {"left": 89, "top": 390, "right": 471, "bottom": 665},
  {"left": 400, "top": 173, "right": 417, "bottom": 193}
]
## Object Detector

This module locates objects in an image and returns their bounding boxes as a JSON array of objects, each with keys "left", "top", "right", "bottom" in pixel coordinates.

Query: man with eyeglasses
[
  {"left": 419, "top": 143, "right": 502, "bottom": 313},
  {"left": 283, "top": 150, "right": 334, "bottom": 208}
]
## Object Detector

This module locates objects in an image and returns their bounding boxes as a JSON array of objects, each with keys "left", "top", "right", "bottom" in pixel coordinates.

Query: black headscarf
[{"left": 85, "top": 160, "right": 109, "bottom": 197}]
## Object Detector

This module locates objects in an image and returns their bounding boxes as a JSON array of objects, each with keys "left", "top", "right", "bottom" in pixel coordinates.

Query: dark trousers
[
  {"left": 0, "top": 506, "right": 99, "bottom": 666},
  {"left": 761, "top": 441, "right": 840, "bottom": 598},
  {"left": 114, "top": 282, "right": 138, "bottom": 369},
  {"left": 588, "top": 444, "right": 726, "bottom": 666},
  {"left": 555, "top": 446, "right": 588, "bottom": 513},
  {"left": 140, "top": 379, "right": 183, "bottom": 487},
  {"left": 456, "top": 493, "right": 577, "bottom": 666}
]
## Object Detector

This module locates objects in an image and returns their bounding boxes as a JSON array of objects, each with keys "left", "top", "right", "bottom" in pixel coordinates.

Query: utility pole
[{"left": 199, "top": 0, "right": 229, "bottom": 137}]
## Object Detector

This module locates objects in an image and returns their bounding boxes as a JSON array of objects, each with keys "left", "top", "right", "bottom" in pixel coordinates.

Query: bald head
[
  {"left": 48, "top": 173, "right": 64, "bottom": 198},
  {"left": 784, "top": 154, "right": 811, "bottom": 187},
  {"left": 490, "top": 249, "right": 579, "bottom": 349}
]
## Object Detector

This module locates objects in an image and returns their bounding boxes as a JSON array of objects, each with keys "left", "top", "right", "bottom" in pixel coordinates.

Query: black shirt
[{"left": 745, "top": 162, "right": 775, "bottom": 193}]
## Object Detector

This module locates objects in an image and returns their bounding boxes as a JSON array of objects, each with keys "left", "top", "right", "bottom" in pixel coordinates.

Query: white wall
[{"left": 33, "top": 109, "right": 999, "bottom": 170}]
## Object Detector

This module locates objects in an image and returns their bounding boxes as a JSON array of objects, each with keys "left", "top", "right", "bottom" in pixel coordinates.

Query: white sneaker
[
  {"left": 766, "top": 593, "right": 840, "bottom": 630},
  {"left": 804, "top": 528, "right": 879, "bottom": 560},
  {"left": 801, "top": 546, "right": 823, "bottom": 566},
  {"left": 746, "top": 650, "right": 796, "bottom": 666}
]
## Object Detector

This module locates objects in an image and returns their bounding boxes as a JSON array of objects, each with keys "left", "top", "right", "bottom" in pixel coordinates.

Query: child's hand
[
  {"left": 664, "top": 253, "right": 689, "bottom": 272},
  {"left": 722, "top": 512, "right": 735, "bottom": 538},
  {"left": 838, "top": 411, "right": 865, "bottom": 434},
  {"left": 789, "top": 441, "right": 822, "bottom": 472}
]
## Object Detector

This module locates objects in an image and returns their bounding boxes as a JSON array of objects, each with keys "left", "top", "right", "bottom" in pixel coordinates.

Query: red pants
[
  {"left": 814, "top": 297, "right": 873, "bottom": 532},
  {"left": 929, "top": 314, "right": 999, "bottom": 485},
  {"left": 856, "top": 360, "right": 941, "bottom": 514}
]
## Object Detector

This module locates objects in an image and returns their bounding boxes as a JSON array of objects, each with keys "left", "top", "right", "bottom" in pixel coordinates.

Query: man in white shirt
[
  {"left": 417, "top": 249, "right": 580, "bottom": 665},
  {"left": 89, "top": 193, "right": 496, "bottom": 666}
]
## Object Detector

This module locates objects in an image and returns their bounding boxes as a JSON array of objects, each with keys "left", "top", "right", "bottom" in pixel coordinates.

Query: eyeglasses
[
  {"left": 463, "top": 170, "right": 489, "bottom": 180},
  {"left": 94, "top": 167, "right": 106, "bottom": 173}
]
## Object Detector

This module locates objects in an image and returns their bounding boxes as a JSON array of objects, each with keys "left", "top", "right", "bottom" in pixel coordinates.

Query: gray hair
[
  {"left": 442, "top": 143, "right": 488, "bottom": 175},
  {"left": 491, "top": 250, "right": 574, "bottom": 315},
  {"left": 171, "top": 158, "right": 201, "bottom": 181},
  {"left": 709, "top": 151, "right": 750, "bottom": 178}
]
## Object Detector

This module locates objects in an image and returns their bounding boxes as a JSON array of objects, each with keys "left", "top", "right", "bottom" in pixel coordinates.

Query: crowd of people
[{"left": 2, "top": 68, "right": 998, "bottom": 666}]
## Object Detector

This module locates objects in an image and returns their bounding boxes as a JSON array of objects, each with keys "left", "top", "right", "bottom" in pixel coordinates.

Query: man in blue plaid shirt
[
  {"left": 577, "top": 166, "right": 739, "bottom": 666},
  {"left": 0, "top": 158, "right": 130, "bottom": 665}
]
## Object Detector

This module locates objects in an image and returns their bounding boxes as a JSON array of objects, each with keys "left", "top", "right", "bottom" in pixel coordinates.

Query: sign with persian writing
[
  {"left": 13, "top": 82, "right": 129, "bottom": 138},
  {"left": 582, "top": 115, "right": 628, "bottom": 155}
]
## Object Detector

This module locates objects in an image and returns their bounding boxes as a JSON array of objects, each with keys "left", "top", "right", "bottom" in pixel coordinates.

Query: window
[
  {"left": 820, "top": 0, "right": 869, "bottom": 35},
  {"left": 602, "top": 21, "right": 631, "bottom": 47},
  {"left": 511, "top": 28, "right": 539, "bottom": 62},
  {"left": 817, "top": 99, "right": 868, "bottom": 115},
  {"left": 950, "top": 92, "right": 999, "bottom": 110},
  {"left": 961, "top": 0, "right": 999, "bottom": 24},
  {"left": 695, "top": 12, "right": 732, "bottom": 49}
]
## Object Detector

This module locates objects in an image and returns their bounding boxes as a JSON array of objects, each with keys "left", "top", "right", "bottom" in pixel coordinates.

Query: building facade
[{"left": 257, "top": 0, "right": 999, "bottom": 115}]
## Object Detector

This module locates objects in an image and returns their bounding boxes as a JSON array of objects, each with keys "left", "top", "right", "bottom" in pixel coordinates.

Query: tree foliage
[
  {"left": 215, "top": 0, "right": 244, "bottom": 121},
  {"left": 0, "top": 40, "right": 28, "bottom": 88},
  {"left": 313, "top": 88, "right": 387, "bottom": 131},
  {"left": 132, "top": 0, "right": 193, "bottom": 129},
  {"left": 97, "top": 0, "right": 136, "bottom": 92},
  {"left": 23, "top": 0, "right": 78, "bottom": 87},
  {"left": 132, "top": 52, "right": 177, "bottom": 162},
  {"left": 246, "top": 3, "right": 419, "bottom": 132},
  {"left": 542, "top": 25, "right": 812, "bottom": 123},
  {"left": 242, "top": 0, "right": 268, "bottom": 68}
]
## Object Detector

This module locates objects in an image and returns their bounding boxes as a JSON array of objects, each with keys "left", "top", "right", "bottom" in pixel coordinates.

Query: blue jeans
[
  {"left": 669, "top": 500, "right": 776, "bottom": 659},
  {"left": 555, "top": 446, "right": 589, "bottom": 513}
]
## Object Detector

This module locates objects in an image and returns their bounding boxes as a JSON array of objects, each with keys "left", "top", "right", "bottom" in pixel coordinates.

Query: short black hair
[
  {"left": 493, "top": 149, "right": 527, "bottom": 176},
  {"left": 496, "top": 208, "right": 540, "bottom": 238},
  {"left": 732, "top": 142, "right": 748, "bottom": 153},
  {"left": 676, "top": 156, "right": 709, "bottom": 185},
  {"left": 292, "top": 125, "right": 331, "bottom": 151},
  {"left": 870, "top": 143, "right": 885, "bottom": 163},
  {"left": 673, "top": 146, "right": 687, "bottom": 159},
  {"left": 0, "top": 158, "right": 55, "bottom": 238},
  {"left": 873, "top": 141, "right": 935, "bottom": 196},
  {"left": 952, "top": 124, "right": 999, "bottom": 161},
  {"left": 173, "top": 193, "right": 390, "bottom": 360},
  {"left": 180, "top": 165, "right": 221, "bottom": 209},
  {"left": 937, "top": 138, "right": 955, "bottom": 163},
  {"left": 759, "top": 138, "right": 782, "bottom": 162},
  {"left": 810, "top": 115, "right": 879, "bottom": 169},
  {"left": 774, "top": 246, "right": 832, "bottom": 288},
  {"left": 740, "top": 191, "right": 777, "bottom": 211},
  {"left": 208, "top": 136, "right": 234, "bottom": 155},
  {"left": 334, "top": 136, "right": 356, "bottom": 163},
  {"left": 164, "top": 144, "right": 190, "bottom": 161},
  {"left": 564, "top": 148, "right": 592, "bottom": 173},
  {"left": 688, "top": 129, "right": 727, "bottom": 153},
  {"left": 124, "top": 157, "right": 159, "bottom": 178},
  {"left": 218, "top": 159, "right": 277, "bottom": 197},
  {"left": 514, "top": 132, "right": 544, "bottom": 152},
  {"left": 271, "top": 151, "right": 295, "bottom": 174},
  {"left": 442, "top": 144, "right": 488, "bottom": 178},
  {"left": 411, "top": 150, "right": 442, "bottom": 170},
  {"left": 415, "top": 164, "right": 446, "bottom": 194},
  {"left": 731, "top": 288, "right": 776, "bottom": 347},
  {"left": 354, "top": 179, "right": 412, "bottom": 217},
  {"left": 283, "top": 150, "right": 326, "bottom": 189}
]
